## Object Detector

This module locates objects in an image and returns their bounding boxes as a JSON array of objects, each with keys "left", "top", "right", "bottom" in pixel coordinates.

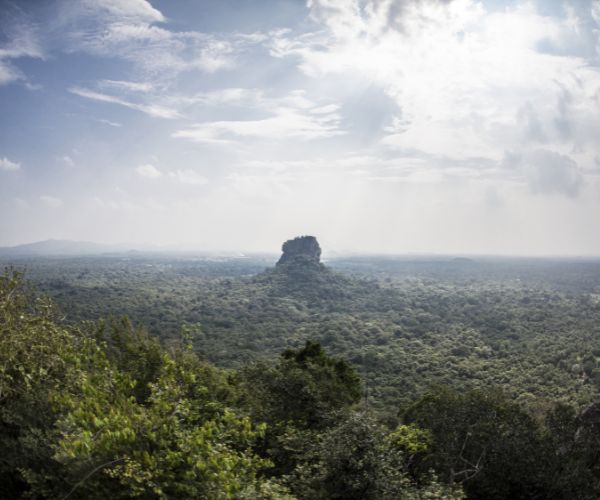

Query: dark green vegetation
[
  {"left": 7, "top": 249, "right": 600, "bottom": 415},
  {"left": 1, "top": 270, "right": 459, "bottom": 499},
  {"left": 5, "top": 238, "right": 600, "bottom": 498}
]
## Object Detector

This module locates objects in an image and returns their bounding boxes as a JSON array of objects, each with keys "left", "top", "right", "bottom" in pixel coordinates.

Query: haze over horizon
[
  {"left": 2, "top": 0, "right": 600, "bottom": 255},
  {"left": 4, "top": 237, "right": 600, "bottom": 259}
]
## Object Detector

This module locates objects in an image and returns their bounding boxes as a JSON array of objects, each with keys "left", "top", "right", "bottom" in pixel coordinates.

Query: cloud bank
[{"left": 2, "top": 0, "right": 600, "bottom": 254}]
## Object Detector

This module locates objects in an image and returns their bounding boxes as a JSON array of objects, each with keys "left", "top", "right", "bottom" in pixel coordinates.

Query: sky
[{"left": 1, "top": 0, "right": 600, "bottom": 255}]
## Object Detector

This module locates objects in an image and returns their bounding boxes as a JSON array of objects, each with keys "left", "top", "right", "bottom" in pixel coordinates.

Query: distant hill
[{"left": 0, "top": 239, "right": 128, "bottom": 256}]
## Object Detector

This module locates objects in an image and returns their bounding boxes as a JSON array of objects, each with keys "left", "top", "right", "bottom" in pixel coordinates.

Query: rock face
[{"left": 277, "top": 236, "right": 321, "bottom": 266}]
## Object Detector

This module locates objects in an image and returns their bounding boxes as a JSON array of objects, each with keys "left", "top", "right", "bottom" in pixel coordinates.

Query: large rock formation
[
  {"left": 254, "top": 235, "right": 365, "bottom": 303},
  {"left": 277, "top": 236, "right": 322, "bottom": 266}
]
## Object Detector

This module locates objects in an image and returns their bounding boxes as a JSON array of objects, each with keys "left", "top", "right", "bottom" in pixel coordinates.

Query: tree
[
  {"left": 0, "top": 270, "right": 290, "bottom": 499},
  {"left": 239, "top": 341, "right": 361, "bottom": 430},
  {"left": 0, "top": 270, "right": 83, "bottom": 497},
  {"left": 51, "top": 354, "right": 284, "bottom": 499},
  {"left": 403, "top": 387, "right": 553, "bottom": 499},
  {"left": 290, "top": 411, "right": 462, "bottom": 500},
  {"left": 236, "top": 341, "right": 361, "bottom": 480}
]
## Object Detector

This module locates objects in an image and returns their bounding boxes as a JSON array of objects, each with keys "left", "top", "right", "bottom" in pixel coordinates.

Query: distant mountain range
[
  {"left": 0, "top": 239, "right": 270, "bottom": 258},
  {"left": 0, "top": 239, "right": 131, "bottom": 256}
]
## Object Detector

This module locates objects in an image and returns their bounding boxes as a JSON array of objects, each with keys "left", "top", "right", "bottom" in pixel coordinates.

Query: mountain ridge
[{"left": 0, "top": 239, "right": 129, "bottom": 256}]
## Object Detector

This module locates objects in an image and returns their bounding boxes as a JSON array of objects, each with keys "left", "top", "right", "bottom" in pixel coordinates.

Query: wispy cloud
[
  {"left": 136, "top": 163, "right": 162, "bottom": 179},
  {"left": 0, "top": 157, "right": 21, "bottom": 171},
  {"left": 136, "top": 163, "right": 207, "bottom": 185},
  {"left": 0, "top": 61, "right": 21, "bottom": 86},
  {"left": 99, "top": 79, "right": 154, "bottom": 92},
  {"left": 177, "top": 88, "right": 264, "bottom": 107},
  {"left": 13, "top": 197, "right": 30, "bottom": 210},
  {"left": 97, "top": 118, "right": 123, "bottom": 127},
  {"left": 40, "top": 195, "right": 63, "bottom": 208},
  {"left": 169, "top": 169, "right": 208, "bottom": 185},
  {"left": 74, "top": 25, "right": 242, "bottom": 76},
  {"left": 69, "top": 86, "right": 179, "bottom": 118},
  {"left": 173, "top": 112, "right": 342, "bottom": 142},
  {"left": 78, "top": 0, "right": 165, "bottom": 24},
  {"left": 0, "top": 16, "right": 44, "bottom": 86},
  {"left": 59, "top": 1, "right": 256, "bottom": 79},
  {"left": 59, "top": 155, "right": 75, "bottom": 167},
  {"left": 172, "top": 90, "right": 343, "bottom": 142}
]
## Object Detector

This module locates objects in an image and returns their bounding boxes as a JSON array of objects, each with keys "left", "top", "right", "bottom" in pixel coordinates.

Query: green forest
[
  {"left": 4, "top": 237, "right": 600, "bottom": 498},
  {"left": 4, "top": 0, "right": 600, "bottom": 497}
]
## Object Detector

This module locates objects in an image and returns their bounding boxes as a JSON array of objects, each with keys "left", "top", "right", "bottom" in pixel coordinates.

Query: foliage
[
  {"left": 239, "top": 340, "right": 361, "bottom": 430},
  {"left": 388, "top": 424, "right": 432, "bottom": 455},
  {"left": 11, "top": 254, "right": 600, "bottom": 416},
  {"left": 0, "top": 270, "right": 288, "bottom": 499},
  {"left": 5, "top": 252, "right": 600, "bottom": 498},
  {"left": 52, "top": 354, "right": 276, "bottom": 499},
  {"left": 0, "top": 270, "right": 83, "bottom": 498},
  {"left": 403, "top": 387, "right": 573, "bottom": 499},
  {"left": 290, "top": 411, "right": 462, "bottom": 500}
]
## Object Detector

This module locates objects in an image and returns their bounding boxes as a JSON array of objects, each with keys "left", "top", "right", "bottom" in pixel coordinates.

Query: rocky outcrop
[
  {"left": 276, "top": 236, "right": 322, "bottom": 266},
  {"left": 252, "top": 235, "right": 371, "bottom": 304}
]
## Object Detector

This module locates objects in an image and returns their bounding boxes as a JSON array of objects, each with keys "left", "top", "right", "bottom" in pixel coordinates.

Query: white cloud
[
  {"left": 173, "top": 87, "right": 319, "bottom": 113},
  {"left": 60, "top": 1, "right": 253, "bottom": 78},
  {"left": 272, "top": 0, "right": 600, "bottom": 183},
  {"left": 13, "top": 197, "right": 30, "bottom": 210},
  {"left": 69, "top": 86, "right": 179, "bottom": 118},
  {"left": 80, "top": 0, "right": 165, "bottom": 23},
  {"left": 40, "top": 195, "right": 63, "bottom": 208},
  {"left": 0, "top": 61, "right": 21, "bottom": 85},
  {"left": 310, "top": 103, "right": 340, "bottom": 115},
  {"left": 171, "top": 126, "right": 230, "bottom": 144},
  {"left": 505, "top": 149, "right": 583, "bottom": 198},
  {"left": 5, "top": 0, "right": 600, "bottom": 255},
  {"left": 0, "top": 157, "right": 20, "bottom": 171},
  {"left": 97, "top": 118, "right": 123, "bottom": 127},
  {"left": 169, "top": 169, "right": 208, "bottom": 185},
  {"left": 99, "top": 79, "right": 154, "bottom": 92},
  {"left": 76, "top": 85, "right": 273, "bottom": 125},
  {"left": 235, "top": 150, "right": 496, "bottom": 187},
  {"left": 190, "top": 87, "right": 263, "bottom": 106},
  {"left": 172, "top": 94, "right": 343, "bottom": 142},
  {"left": 173, "top": 113, "right": 340, "bottom": 142},
  {"left": 0, "top": 20, "right": 43, "bottom": 86},
  {"left": 195, "top": 38, "right": 235, "bottom": 73},
  {"left": 60, "top": 155, "right": 75, "bottom": 167},
  {"left": 73, "top": 24, "right": 239, "bottom": 75},
  {"left": 592, "top": 1, "right": 600, "bottom": 27},
  {"left": 136, "top": 163, "right": 162, "bottom": 178}
]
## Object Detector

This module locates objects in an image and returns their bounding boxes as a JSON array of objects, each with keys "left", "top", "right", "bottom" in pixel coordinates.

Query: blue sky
[{"left": 1, "top": 0, "right": 600, "bottom": 254}]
